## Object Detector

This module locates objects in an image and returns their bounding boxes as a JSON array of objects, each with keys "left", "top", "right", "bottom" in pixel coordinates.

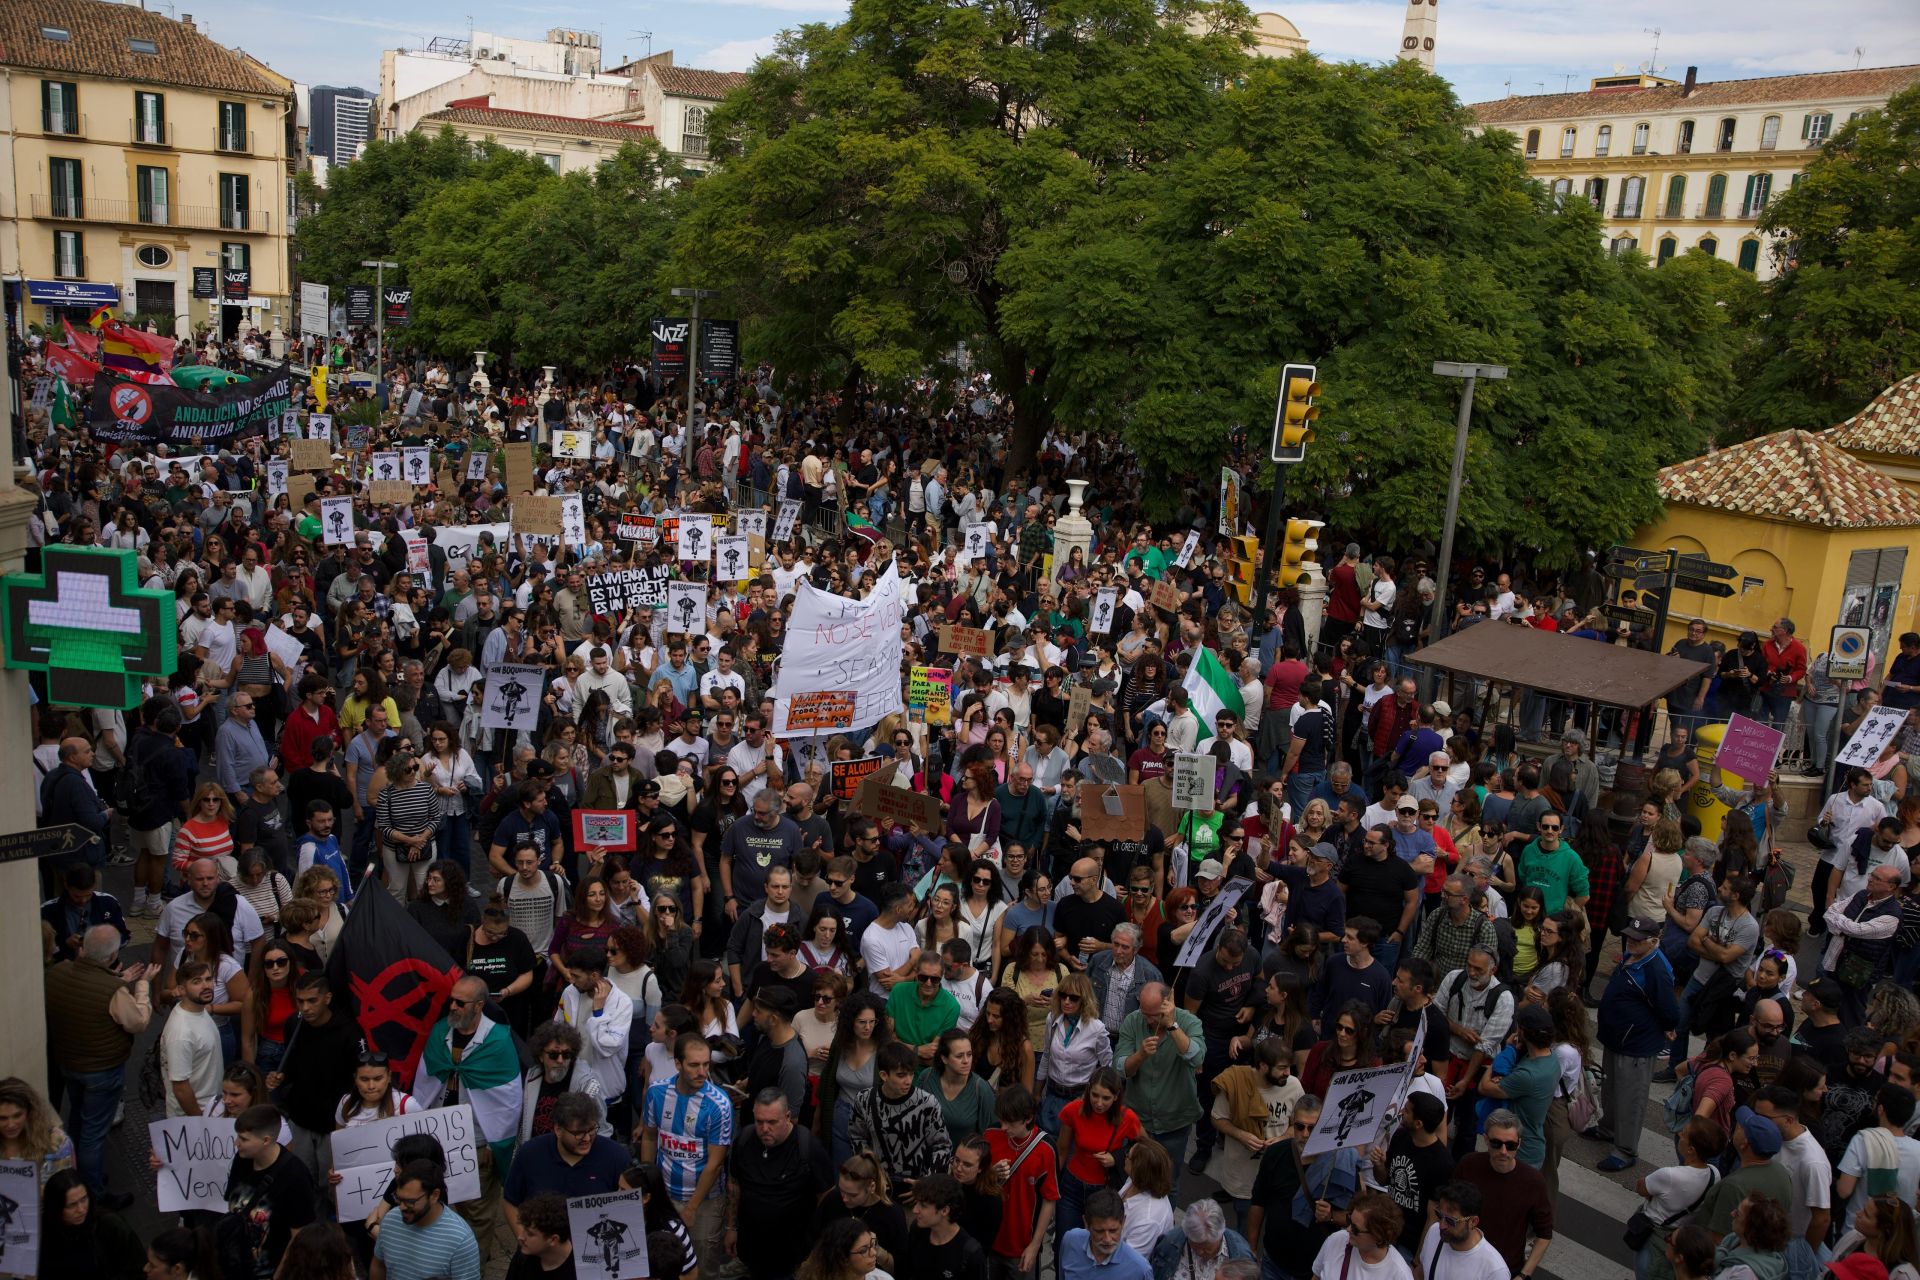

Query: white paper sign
[
  {"left": 773, "top": 499, "right": 801, "bottom": 543},
  {"left": 267, "top": 410, "right": 283, "bottom": 443},
  {"left": 560, "top": 494, "right": 587, "bottom": 547},
  {"left": 307, "top": 413, "right": 333, "bottom": 441},
  {"left": 677, "top": 514, "right": 713, "bottom": 563},
  {"left": 715, "top": 535, "right": 752, "bottom": 583},
  {"left": 963, "top": 522, "right": 992, "bottom": 561},
  {"left": 1171, "top": 752, "right": 1216, "bottom": 812},
  {"left": 148, "top": 1116, "right": 236, "bottom": 1213},
  {"left": 665, "top": 582, "right": 708, "bottom": 638},
  {"left": 772, "top": 561, "right": 907, "bottom": 735},
  {"left": 328, "top": 1103, "right": 483, "bottom": 1220},
  {"left": 264, "top": 624, "right": 309, "bottom": 675},
  {"left": 1091, "top": 587, "right": 1119, "bottom": 636},
  {"left": 553, "top": 427, "right": 594, "bottom": 460},
  {"left": 320, "top": 496, "right": 355, "bottom": 545},
  {"left": 1303, "top": 1062, "right": 1419, "bottom": 1157},
  {"left": 371, "top": 451, "right": 402, "bottom": 483},
  {"left": 735, "top": 511, "right": 768, "bottom": 539},
  {"left": 438, "top": 523, "right": 512, "bottom": 576},
  {"left": 467, "top": 451, "right": 491, "bottom": 481},
  {"left": 266, "top": 458, "right": 290, "bottom": 498},
  {"left": 403, "top": 530, "right": 431, "bottom": 576},
  {"left": 1175, "top": 530, "right": 1200, "bottom": 568},
  {"left": 281, "top": 410, "right": 299, "bottom": 439},
  {"left": 0, "top": 1160, "right": 37, "bottom": 1276},
  {"left": 1172, "top": 876, "right": 1253, "bottom": 969},
  {"left": 569, "top": 1189, "right": 652, "bottom": 1280},
  {"left": 1837, "top": 705, "right": 1911, "bottom": 769},
  {"left": 403, "top": 447, "right": 432, "bottom": 485},
  {"left": 481, "top": 664, "right": 547, "bottom": 731}
]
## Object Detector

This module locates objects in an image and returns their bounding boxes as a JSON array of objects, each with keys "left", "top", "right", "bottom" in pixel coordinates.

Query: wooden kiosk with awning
[{"left": 1410, "top": 623, "right": 1713, "bottom": 727}]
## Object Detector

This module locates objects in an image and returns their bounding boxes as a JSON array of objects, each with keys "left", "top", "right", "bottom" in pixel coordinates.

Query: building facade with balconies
[
  {"left": 1470, "top": 64, "right": 1920, "bottom": 280},
  {"left": 0, "top": 0, "right": 294, "bottom": 340}
]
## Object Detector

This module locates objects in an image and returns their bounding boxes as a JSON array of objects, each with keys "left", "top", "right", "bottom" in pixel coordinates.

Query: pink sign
[{"left": 1714, "top": 713, "right": 1784, "bottom": 782}]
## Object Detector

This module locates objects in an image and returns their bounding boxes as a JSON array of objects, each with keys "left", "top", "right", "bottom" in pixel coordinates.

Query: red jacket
[
  {"left": 1368, "top": 693, "right": 1418, "bottom": 760},
  {"left": 1761, "top": 636, "right": 1809, "bottom": 695},
  {"left": 278, "top": 703, "right": 340, "bottom": 773}
]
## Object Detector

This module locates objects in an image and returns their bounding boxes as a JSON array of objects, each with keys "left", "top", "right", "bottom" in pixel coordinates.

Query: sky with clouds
[{"left": 185, "top": 0, "right": 1920, "bottom": 108}]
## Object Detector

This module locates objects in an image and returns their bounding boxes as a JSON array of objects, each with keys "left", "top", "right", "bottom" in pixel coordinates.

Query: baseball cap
[
  {"left": 635, "top": 779, "right": 661, "bottom": 798},
  {"left": 1396, "top": 798, "right": 1418, "bottom": 814},
  {"left": 1196, "top": 859, "right": 1225, "bottom": 881},
  {"left": 175, "top": 688, "right": 200, "bottom": 710},
  {"left": 1515, "top": 1004, "right": 1553, "bottom": 1035},
  {"left": 1734, "top": 1106, "right": 1783, "bottom": 1157},
  {"left": 1620, "top": 915, "right": 1661, "bottom": 942},
  {"left": 1307, "top": 842, "right": 1339, "bottom": 863},
  {"left": 1806, "top": 977, "right": 1844, "bottom": 1009},
  {"left": 1430, "top": 700, "right": 1452, "bottom": 719}
]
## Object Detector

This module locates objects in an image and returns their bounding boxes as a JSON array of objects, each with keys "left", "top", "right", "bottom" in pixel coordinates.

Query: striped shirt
[
  {"left": 376, "top": 780, "right": 442, "bottom": 842},
  {"left": 371, "top": 1205, "right": 481, "bottom": 1280},
  {"left": 643, "top": 1078, "right": 734, "bottom": 1201}
]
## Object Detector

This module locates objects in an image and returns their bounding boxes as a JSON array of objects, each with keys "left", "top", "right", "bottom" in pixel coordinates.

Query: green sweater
[{"left": 1115, "top": 1007, "right": 1208, "bottom": 1132}]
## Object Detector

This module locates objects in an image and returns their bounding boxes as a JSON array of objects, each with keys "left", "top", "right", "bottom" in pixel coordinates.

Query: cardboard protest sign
[
  {"left": 587, "top": 565, "right": 672, "bottom": 614},
  {"left": 466, "top": 451, "right": 491, "bottom": 481},
  {"left": 1066, "top": 684, "right": 1093, "bottom": 735},
  {"left": 735, "top": 510, "right": 768, "bottom": 538},
  {"left": 1715, "top": 714, "right": 1785, "bottom": 783},
  {"left": 1303, "top": 1062, "right": 1420, "bottom": 1158},
  {"left": 963, "top": 522, "right": 992, "bottom": 560},
  {"left": 855, "top": 761, "right": 944, "bottom": 831},
  {"left": 328, "top": 1104, "right": 482, "bottom": 1220},
  {"left": 573, "top": 810, "right": 638, "bottom": 853},
  {"left": 149, "top": 1116, "right": 237, "bottom": 1213},
  {"left": 831, "top": 755, "right": 890, "bottom": 803},
  {"left": 503, "top": 442, "right": 535, "bottom": 492},
  {"left": 552, "top": 427, "right": 593, "bottom": 460},
  {"left": 1080, "top": 783, "right": 1147, "bottom": 841},
  {"left": 908, "top": 666, "right": 952, "bottom": 725},
  {"left": 559, "top": 494, "right": 587, "bottom": 546},
  {"left": 306, "top": 413, "right": 333, "bottom": 440},
  {"left": 785, "top": 690, "right": 858, "bottom": 732},
  {"left": 290, "top": 439, "right": 333, "bottom": 472},
  {"left": 1149, "top": 579, "right": 1182, "bottom": 613},
  {"left": 513, "top": 495, "right": 564, "bottom": 537},
  {"left": 402, "top": 531, "right": 431, "bottom": 576},
  {"left": 939, "top": 624, "right": 996, "bottom": 659},
  {"left": 370, "top": 480, "right": 414, "bottom": 506},
  {"left": 773, "top": 499, "right": 801, "bottom": 542},
  {"left": 1171, "top": 752, "right": 1216, "bottom": 811}
]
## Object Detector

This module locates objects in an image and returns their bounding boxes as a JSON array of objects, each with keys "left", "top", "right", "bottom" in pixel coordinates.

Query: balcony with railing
[
  {"left": 1663, "top": 198, "right": 1686, "bottom": 218},
  {"left": 43, "top": 112, "right": 87, "bottom": 138},
  {"left": 129, "top": 117, "right": 174, "bottom": 147},
  {"left": 681, "top": 133, "right": 708, "bottom": 159},
  {"left": 29, "top": 194, "right": 272, "bottom": 232},
  {"left": 214, "top": 128, "right": 254, "bottom": 154}
]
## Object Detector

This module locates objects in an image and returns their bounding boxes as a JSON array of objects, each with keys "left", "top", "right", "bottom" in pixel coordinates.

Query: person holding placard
[{"left": 371, "top": 1160, "right": 481, "bottom": 1280}]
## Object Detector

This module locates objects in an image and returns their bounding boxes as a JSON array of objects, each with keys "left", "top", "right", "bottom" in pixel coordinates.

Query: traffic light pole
[{"left": 1252, "top": 464, "right": 1287, "bottom": 625}]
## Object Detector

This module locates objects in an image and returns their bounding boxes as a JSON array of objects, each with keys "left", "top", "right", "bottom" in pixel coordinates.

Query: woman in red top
[
  {"left": 1676, "top": 1028, "right": 1760, "bottom": 1143},
  {"left": 550, "top": 872, "right": 619, "bottom": 988},
  {"left": 1052, "top": 1067, "right": 1141, "bottom": 1252},
  {"left": 1302, "top": 1000, "right": 1380, "bottom": 1098},
  {"left": 170, "top": 783, "right": 234, "bottom": 872},
  {"left": 244, "top": 939, "right": 302, "bottom": 1075}
]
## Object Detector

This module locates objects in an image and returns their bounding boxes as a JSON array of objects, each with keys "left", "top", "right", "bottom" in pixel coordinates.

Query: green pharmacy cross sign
[{"left": 2, "top": 546, "right": 177, "bottom": 709}]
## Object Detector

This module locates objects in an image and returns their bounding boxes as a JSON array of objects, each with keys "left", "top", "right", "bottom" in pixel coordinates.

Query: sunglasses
[
  {"left": 1538, "top": 825, "right": 1562, "bottom": 833},
  {"left": 972, "top": 876, "right": 995, "bottom": 886},
  {"left": 357, "top": 1051, "right": 391, "bottom": 1067},
  {"left": 544, "top": 1049, "right": 575, "bottom": 1061},
  {"left": 917, "top": 975, "right": 942, "bottom": 985},
  {"left": 264, "top": 956, "right": 292, "bottom": 968},
  {"left": 1485, "top": 1137, "right": 1519, "bottom": 1151},
  {"left": 656, "top": 904, "right": 678, "bottom": 915}
]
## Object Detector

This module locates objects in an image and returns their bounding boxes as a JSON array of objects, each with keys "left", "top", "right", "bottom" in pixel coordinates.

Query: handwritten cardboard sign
[
  {"left": 1714, "top": 713, "right": 1785, "bottom": 784},
  {"left": 290, "top": 439, "right": 333, "bottom": 472},
  {"left": 785, "top": 690, "right": 858, "bottom": 732},
  {"left": 328, "top": 1103, "right": 482, "bottom": 1220},
  {"left": 513, "top": 495, "right": 564, "bottom": 536},
  {"left": 831, "top": 755, "right": 890, "bottom": 803},
  {"left": 1081, "top": 783, "right": 1147, "bottom": 841},
  {"left": 370, "top": 479, "right": 414, "bottom": 506},
  {"left": 1171, "top": 752, "right": 1217, "bottom": 811},
  {"left": 503, "top": 442, "right": 535, "bottom": 493},
  {"left": 939, "top": 624, "right": 996, "bottom": 659},
  {"left": 856, "top": 762, "right": 944, "bottom": 831},
  {"left": 149, "top": 1116, "right": 237, "bottom": 1213},
  {"left": 1149, "top": 579, "right": 1182, "bottom": 614},
  {"left": 1067, "top": 684, "right": 1093, "bottom": 735}
]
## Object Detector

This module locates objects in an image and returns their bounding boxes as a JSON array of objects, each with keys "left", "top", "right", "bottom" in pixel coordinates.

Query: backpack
[
  {"left": 1438, "top": 969, "right": 1513, "bottom": 1025},
  {"left": 1663, "top": 1069, "right": 1699, "bottom": 1133}
]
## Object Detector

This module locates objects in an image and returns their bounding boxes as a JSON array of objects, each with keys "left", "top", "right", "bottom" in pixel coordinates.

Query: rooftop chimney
[
  {"left": 1682, "top": 65, "right": 1697, "bottom": 96},
  {"left": 181, "top": 12, "right": 194, "bottom": 29}
]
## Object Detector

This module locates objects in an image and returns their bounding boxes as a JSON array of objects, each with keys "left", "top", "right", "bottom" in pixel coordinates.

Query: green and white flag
[{"left": 1181, "top": 646, "right": 1245, "bottom": 743}]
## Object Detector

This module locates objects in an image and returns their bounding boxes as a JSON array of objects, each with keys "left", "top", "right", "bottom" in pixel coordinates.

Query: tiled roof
[
  {"left": 1471, "top": 64, "right": 1920, "bottom": 125},
  {"left": 1825, "top": 373, "right": 1920, "bottom": 458},
  {"left": 419, "top": 106, "right": 656, "bottom": 142},
  {"left": 0, "top": 0, "right": 284, "bottom": 96},
  {"left": 1656, "top": 429, "right": 1920, "bottom": 529},
  {"left": 650, "top": 64, "right": 748, "bottom": 100}
]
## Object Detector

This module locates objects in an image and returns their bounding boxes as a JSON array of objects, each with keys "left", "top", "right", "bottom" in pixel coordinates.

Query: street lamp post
[
  {"left": 361, "top": 259, "right": 398, "bottom": 407},
  {"left": 1427, "top": 360, "right": 1508, "bottom": 639},
  {"left": 670, "top": 287, "right": 720, "bottom": 435}
]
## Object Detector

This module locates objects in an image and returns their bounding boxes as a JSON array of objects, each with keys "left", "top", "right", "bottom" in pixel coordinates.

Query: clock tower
[{"left": 1398, "top": 0, "right": 1436, "bottom": 70}]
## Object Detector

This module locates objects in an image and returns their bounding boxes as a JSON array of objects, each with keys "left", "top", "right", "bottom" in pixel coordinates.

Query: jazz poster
[{"left": 481, "top": 664, "right": 547, "bottom": 731}]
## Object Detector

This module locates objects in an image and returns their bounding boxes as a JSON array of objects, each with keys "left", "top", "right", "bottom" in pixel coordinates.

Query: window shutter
[{"left": 1801, "top": 114, "right": 1811, "bottom": 140}]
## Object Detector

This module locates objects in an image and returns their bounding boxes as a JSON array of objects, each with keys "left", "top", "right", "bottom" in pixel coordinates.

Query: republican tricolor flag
[{"left": 89, "top": 307, "right": 176, "bottom": 377}]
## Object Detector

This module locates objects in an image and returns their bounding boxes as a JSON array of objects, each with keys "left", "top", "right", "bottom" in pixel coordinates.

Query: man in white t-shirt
[
  {"left": 153, "top": 858, "right": 264, "bottom": 972},
  {"left": 1415, "top": 1182, "right": 1509, "bottom": 1280},
  {"left": 1835, "top": 1087, "right": 1920, "bottom": 1232},
  {"left": 859, "top": 885, "right": 922, "bottom": 996},
  {"left": 1753, "top": 1087, "right": 1832, "bottom": 1254},
  {"left": 161, "top": 964, "right": 223, "bottom": 1116}
]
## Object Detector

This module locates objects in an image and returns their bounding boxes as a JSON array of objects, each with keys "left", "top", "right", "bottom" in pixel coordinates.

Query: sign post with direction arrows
[
  {"left": 0, "top": 826, "right": 92, "bottom": 865},
  {"left": 1605, "top": 545, "right": 1739, "bottom": 647}
]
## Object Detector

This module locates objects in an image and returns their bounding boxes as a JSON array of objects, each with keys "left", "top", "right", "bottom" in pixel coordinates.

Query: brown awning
[{"left": 1408, "top": 622, "right": 1712, "bottom": 707}]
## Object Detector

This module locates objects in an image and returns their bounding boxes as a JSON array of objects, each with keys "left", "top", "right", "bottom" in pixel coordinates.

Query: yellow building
[
  {"left": 1469, "top": 64, "right": 1920, "bottom": 280},
  {"left": 1824, "top": 372, "right": 1920, "bottom": 499},
  {"left": 0, "top": 0, "right": 294, "bottom": 340},
  {"left": 1636, "top": 430, "right": 1920, "bottom": 662}
]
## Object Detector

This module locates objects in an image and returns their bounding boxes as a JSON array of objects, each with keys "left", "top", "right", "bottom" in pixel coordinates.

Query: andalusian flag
[
  {"left": 51, "top": 379, "right": 77, "bottom": 432},
  {"left": 1182, "top": 646, "right": 1245, "bottom": 744},
  {"left": 415, "top": 1015, "right": 523, "bottom": 1164},
  {"left": 311, "top": 362, "right": 329, "bottom": 411}
]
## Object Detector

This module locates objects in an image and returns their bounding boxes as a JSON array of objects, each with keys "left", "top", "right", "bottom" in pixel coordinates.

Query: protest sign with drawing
[
  {"left": 1837, "top": 706, "right": 1910, "bottom": 769},
  {"left": 568, "top": 1190, "right": 651, "bottom": 1280}
]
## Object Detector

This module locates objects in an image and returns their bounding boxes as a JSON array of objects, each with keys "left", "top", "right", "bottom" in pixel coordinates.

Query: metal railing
[
  {"left": 42, "top": 112, "right": 86, "bottom": 138},
  {"left": 129, "top": 117, "right": 173, "bottom": 146},
  {"left": 214, "top": 128, "right": 254, "bottom": 154},
  {"left": 28, "top": 194, "right": 272, "bottom": 232}
]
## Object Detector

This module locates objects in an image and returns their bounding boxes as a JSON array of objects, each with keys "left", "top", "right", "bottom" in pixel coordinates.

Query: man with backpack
[
  {"left": 1596, "top": 916, "right": 1680, "bottom": 1172},
  {"left": 1435, "top": 946, "right": 1515, "bottom": 1159}
]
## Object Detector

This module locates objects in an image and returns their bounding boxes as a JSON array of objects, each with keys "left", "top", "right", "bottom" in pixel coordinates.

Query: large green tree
[
  {"left": 1731, "top": 85, "right": 1920, "bottom": 436},
  {"left": 293, "top": 129, "right": 485, "bottom": 292},
  {"left": 670, "top": 0, "right": 1252, "bottom": 456},
  {"left": 997, "top": 54, "right": 1750, "bottom": 562}
]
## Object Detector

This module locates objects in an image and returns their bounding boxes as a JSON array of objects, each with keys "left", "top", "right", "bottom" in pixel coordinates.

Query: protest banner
[
  {"left": 907, "top": 666, "right": 952, "bottom": 725},
  {"left": 480, "top": 664, "right": 546, "bottom": 732},
  {"left": 403, "top": 447, "right": 432, "bottom": 485},
  {"left": 573, "top": 810, "right": 638, "bottom": 853},
  {"left": 90, "top": 363, "right": 294, "bottom": 449},
  {"left": 1173, "top": 877, "right": 1254, "bottom": 968},
  {"left": 569, "top": 1189, "right": 651, "bottom": 1280},
  {"left": 319, "top": 496, "right": 354, "bottom": 546},
  {"left": 149, "top": 1116, "right": 237, "bottom": 1212},
  {"left": 1303, "top": 1062, "right": 1420, "bottom": 1158},
  {"left": 0, "top": 1160, "right": 38, "bottom": 1277},
  {"left": 677, "top": 513, "right": 714, "bottom": 563},
  {"left": 1837, "top": 706, "right": 1909, "bottom": 769},
  {"left": 265, "top": 458, "right": 289, "bottom": 498},
  {"left": 831, "top": 755, "right": 890, "bottom": 803},
  {"left": 1171, "top": 752, "right": 1217, "bottom": 812},
  {"left": 773, "top": 499, "right": 801, "bottom": 542},
  {"left": 1090, "top": 587, "right": 1119, "bottom": 635},
  {"left": 587, "top": 565, "right": 671, "bottom": 614},
  {"left": 328, "top": 1103, "right": 482, "bottom": 1220},
  {"left": 938, "top": 624, "right": 996, "bottom": 659},
  {"left": 1715, "top": 714, "right": 1785, "bottom": 783},
  {"left": 715, "top": 534, "right": 752, "bottom": 582},
  {"left": 772, "top": 562, "right": 906, "bottom": 734},
  {"left": 290, "top": 439, "right": 332, "bottom": 472},
  {"left": 1149, "top": 579, "right": 1182, "bottom": 613},
  {"left": 666, "top": 582, "right": 708, "bottom": 636},
  {"left": 785, "top": 690, "right": 858, "bottom": 732}
]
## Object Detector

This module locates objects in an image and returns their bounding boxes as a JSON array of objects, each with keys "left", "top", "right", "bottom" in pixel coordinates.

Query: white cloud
[{"left": 700, "top": 35, "right": 779, "bottom": 71}]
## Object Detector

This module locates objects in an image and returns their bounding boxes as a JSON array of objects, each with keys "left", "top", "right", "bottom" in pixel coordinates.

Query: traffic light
[
  {"left": 1278, "top": 518, "right": 1324, "bottom": 587},
  {"left": 1228, "top": 536, "right": 1260, "bottom": 605},
  {"left": 1271, "top": 362, "right": 1319, "bottom": 464}
]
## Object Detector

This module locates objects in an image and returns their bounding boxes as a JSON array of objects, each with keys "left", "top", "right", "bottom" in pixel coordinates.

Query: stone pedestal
[
  {"left": 1299, "top": 565, "right": 1326, "bottom": 651},
  {"left": 1053, "top": 478, "right": 1093, "bottom": 581},
  {"left": 269, "top": 325, "right": 287, "bottom": 359}
]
